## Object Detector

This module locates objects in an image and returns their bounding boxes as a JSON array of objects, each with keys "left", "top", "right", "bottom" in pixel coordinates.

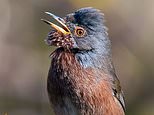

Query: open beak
[
  {"left": 41, "top": 12, "right": 79, "bottom": 49},
  {"left": 41, "top": 12, "right": 71, "bottom": 35}
]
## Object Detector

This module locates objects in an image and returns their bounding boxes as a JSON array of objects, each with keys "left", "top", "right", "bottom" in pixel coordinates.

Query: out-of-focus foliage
[{"left": 0, "top": 0, "right": 154, "bottom": 115}]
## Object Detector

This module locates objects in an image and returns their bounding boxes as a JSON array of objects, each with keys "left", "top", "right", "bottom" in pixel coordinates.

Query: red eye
[{"left": 75, "top": 26, "right": 86, "bottom": 37}]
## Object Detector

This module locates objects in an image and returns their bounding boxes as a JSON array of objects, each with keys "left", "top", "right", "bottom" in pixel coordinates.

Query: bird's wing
[{"left": 110, "top": 70, "right": 126, "bottom": 111}]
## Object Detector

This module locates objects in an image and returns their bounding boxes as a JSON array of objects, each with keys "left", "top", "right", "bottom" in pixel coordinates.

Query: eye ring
[{"left": 74, "top": 26, "right": 86, "bottom": 37}]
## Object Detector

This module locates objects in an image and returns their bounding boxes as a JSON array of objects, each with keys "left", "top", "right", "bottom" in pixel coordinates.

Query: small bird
[{"left": 42, "top": 7, "right": 125, "bottom": 115}]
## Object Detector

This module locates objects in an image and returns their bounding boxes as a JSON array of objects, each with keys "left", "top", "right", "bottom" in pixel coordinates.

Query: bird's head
[{"left": 42, "top": 7, "right": 109, "bottom": 53}]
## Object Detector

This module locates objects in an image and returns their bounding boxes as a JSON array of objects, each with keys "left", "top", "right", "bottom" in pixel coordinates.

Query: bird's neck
[
  {"left": 51, "top": 47, "right": 113, "bottom": 73},
  {"left": 75, "top": 48, "right": 113, "bottom": 72}
]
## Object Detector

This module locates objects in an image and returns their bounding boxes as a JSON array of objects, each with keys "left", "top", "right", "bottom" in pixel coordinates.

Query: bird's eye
[{"left": 75, "top": 26, "right": 86, "bottom": 37}]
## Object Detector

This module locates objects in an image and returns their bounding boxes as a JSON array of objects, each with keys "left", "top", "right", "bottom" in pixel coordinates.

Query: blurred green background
[{"left": 0, "top": 0, "right": 154, "bottom": 115}]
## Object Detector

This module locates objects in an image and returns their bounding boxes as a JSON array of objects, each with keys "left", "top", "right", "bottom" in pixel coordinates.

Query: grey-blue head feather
[
  {"left": 66, "top": 7, "right": 112, "bottom": 69},
  {"left": 74, "top": 7, "right": 105, "bottom": 31}
]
